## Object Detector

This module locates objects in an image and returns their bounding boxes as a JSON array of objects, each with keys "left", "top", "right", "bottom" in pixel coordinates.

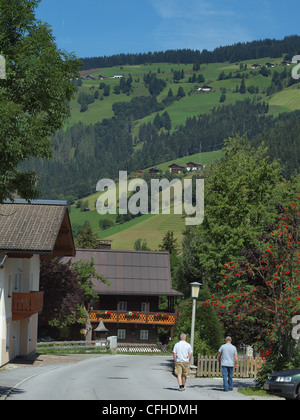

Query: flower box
[
  {"left": 154, "top": 312, "right": 169, "bottom": 320},
  {"left": 96, "top": 310, "right": 111, "bottom": 318},
  {"left": 125, "top": 311, "right": 140, "bottom": 318}
]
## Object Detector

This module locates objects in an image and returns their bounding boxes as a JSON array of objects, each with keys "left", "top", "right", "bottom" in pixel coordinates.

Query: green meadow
[
  {"left": 70, "top": 150, "right": 222, "bottom": 250},
  {"left": 65, "top": 56, "right": 300, "bottom": 131},
  {"left": 68, "top": 55, "right": 300, "bottom": 250}
]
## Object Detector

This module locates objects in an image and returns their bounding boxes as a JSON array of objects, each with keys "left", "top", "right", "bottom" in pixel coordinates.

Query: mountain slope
[
  {"left": 69, "top": 56, "right": 300, "bottom": 131},
  {"left": 21, "top": 37, "right": 300, "bottom": 253},
  {"left": 69, "top": 150, "right": 222, "bottom": 250},
  {"left": 30, "top": 58, "right": 298, "bottom": 193},
  {"left": 24, "top": 54, "right": 300, "bottom": 206}
]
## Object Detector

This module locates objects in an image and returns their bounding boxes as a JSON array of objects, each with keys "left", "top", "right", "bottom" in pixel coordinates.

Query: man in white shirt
[{"left": 173, "top": 333, "right": 192, "bottom": 391}]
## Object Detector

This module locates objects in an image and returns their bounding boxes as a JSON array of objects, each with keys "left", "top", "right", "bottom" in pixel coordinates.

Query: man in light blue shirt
[{"left": 217, "top": 336, "right": 239, "bottom": 391}]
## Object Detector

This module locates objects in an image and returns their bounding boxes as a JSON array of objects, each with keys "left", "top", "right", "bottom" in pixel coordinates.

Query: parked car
[{"left": 264, "top": 368, "right": 300, "bottom": 400}]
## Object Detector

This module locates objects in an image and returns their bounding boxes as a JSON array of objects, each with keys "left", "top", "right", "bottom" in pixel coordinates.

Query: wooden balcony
[
  {"left": 89, "top": 310, "right": 177, "bottom": 326},
  {"left": 12, "top": 291, "right": 44, "bottom": 321}
]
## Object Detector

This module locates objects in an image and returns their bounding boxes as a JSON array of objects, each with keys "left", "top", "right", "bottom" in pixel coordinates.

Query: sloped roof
[
  {"left": 94, "top": 320, "right": 109, "bottom": 332},
  {"left": 0, "top": 199, "right": 75, "bottom": 257},
  {"left": 187, "top": 161, "right": 202, "bottom": 165},
  {"left": 69, "top": 249, "right": 183, "bottom": 297},
  {"left": 168, "top": 163, "right": 185, "bottom": 168}
]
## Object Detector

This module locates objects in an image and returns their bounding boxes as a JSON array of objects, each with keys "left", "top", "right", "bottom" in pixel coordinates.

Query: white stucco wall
[{"left": 0, "top": 254, "right": 40, "bottom": 367}]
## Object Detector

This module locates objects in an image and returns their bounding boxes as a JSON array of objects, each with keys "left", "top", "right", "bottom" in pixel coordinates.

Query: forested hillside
[
  {"left": 21, "top": 36, "right": 300, "bottom": 201},
  {"left": 81, "top": 35, "right": 300, "bottom": 69},
  {"left": 24, "top": 100, "right": 299, "bottom": 200}
]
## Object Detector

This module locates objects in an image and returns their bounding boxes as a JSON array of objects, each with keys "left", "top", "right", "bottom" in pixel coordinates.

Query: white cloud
[
  {"left": 149, "top": 0, "right": 253, "bottom": 51},
  {"left": 150, "top": 0, "right": 236, "bottom": 20}
]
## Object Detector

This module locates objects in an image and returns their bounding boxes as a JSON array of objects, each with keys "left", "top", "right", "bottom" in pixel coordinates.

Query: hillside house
[
  {"left": 0, "top": 200, "right": 75, "bottom": 367},
  {"left": 85, "top": 75, "right": 96, "bottom": 80},
  {"left": 195, "top": 85, "right": 213, "bottom": 92},
  {"left": 168, "top": 163, "right": 185, "bottom": 174},
  {"left": 186, "top": 162, "right": 203, "bottom": 172},
  {"left": 251, "top": 64, "right": 261, "bottom": 69},
  {"left": 201, "top": 85, "right": 213, "bottom": 92},
  {"left": 149, "top": 167, "right": 162, "bottom": 177},
  {"left": 135, "top": 169, "right": 144, "bottom": 177},
  {"left": 111, "top": 74, "right": 124, "bottom": 79},
  {"left": 68, "top": 248, "right": 183, "bottom": 344}
]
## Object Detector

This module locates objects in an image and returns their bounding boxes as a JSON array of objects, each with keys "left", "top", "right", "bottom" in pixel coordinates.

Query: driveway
[{"left": 0, "top": 354, "right": 280, "bottom": 401}]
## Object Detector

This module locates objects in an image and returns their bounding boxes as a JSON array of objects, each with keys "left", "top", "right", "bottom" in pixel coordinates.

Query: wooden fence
[
  {"left": 117, "top": 343, "right": 168, "bottom": 353},
  {"left": 197, "top": 355, "right": 264, "bottom": 378},
  {"left": 37, "top": 341, "right": 167, "bottom": 353},
  {"left": 37, "top": 340, "right": 109, "bottom": 351}
]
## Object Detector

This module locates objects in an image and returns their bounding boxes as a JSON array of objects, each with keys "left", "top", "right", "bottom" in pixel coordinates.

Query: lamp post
[{"left": 190, "top": 282, "right": 202, "bottom": 367}]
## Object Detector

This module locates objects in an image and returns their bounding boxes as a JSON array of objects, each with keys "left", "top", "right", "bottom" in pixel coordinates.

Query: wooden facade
[
  {"left": 186, "top": 161, "right": 203, "bottom": 172},
  {"left": 168, "top": 163, "right": 185, "bottom": 174},
  {"left": 12, "top": 291, "right": 44, "bottom": 321},
  {"left": 69, "top": 249, "right": 183, "bottom": 345},
  {"left": 89, "top": 295, "right": 178, "bottom": 343},
  {"left": 149, "top": 167, "right": 162, "bottom": 177}
]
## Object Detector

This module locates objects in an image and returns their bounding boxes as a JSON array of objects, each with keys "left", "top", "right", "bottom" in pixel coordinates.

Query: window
[
  {"left": 140, "top": 330, "right": 149, "bottom": 341},
  {"left": 30, "top": 273, "right": 34, "bottom": 291},
  {"left": 14, "top": 273, "right": 18, "bottom": 291},
  {"left": 14, "top": 272, "right": 22, "bottom": 292},
  {"left": 119, "top": 301, "right": 127, "bottom": 311},
  {"left": 117, "top": 329, "right": 126, "bottom": 340},
  {"left": 7, "top": 274, "right": 12, "bottom": 298},
  {"left": 28, "top": 317, "right": 32, "bottom": 343},
  {"left": 141, "top": 302, "right": 149, "bottom": 312},
  {"left": 6, "top": 323, "right": 10, "bottom": 349}
]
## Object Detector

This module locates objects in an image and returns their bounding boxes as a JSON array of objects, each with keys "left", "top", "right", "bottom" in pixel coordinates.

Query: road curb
[{"left": 0, "top": 363, "right": 71, "bottom": 400}]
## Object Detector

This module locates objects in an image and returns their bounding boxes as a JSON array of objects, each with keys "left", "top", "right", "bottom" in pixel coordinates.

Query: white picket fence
[{"left": 117, "top": 343, "right": 168, "bottom": 353}]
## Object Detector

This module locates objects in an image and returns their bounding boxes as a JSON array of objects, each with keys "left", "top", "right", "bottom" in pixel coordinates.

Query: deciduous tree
[
  {"left": 188, "top": 135, "right": 295, "bottom": 290},
  {"left": 207, "top": 199, "right": 300, "bottom": 383},
  {"left": 39, "top": 258, "right": 84, "bottom": 334},
  {"left": 0, "top": 0, "right": 81, "bottom": 202}
]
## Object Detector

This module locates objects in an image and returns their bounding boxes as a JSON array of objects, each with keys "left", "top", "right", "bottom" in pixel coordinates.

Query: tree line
[
  {"left": 81, "top": 35, "right": 300, "bottom": 70},
  {"left": 22, "top": 99, "right": 300, "bottom": 201}
]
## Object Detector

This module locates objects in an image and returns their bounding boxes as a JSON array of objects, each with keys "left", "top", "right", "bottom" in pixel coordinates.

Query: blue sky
[{"left": 36, "top": 0, "right": 300, "bottom": 58}]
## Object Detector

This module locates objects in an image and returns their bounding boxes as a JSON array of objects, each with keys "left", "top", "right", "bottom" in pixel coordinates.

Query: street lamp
[{"left": 190, "top": 282, "right": 202, "bottom": 367}]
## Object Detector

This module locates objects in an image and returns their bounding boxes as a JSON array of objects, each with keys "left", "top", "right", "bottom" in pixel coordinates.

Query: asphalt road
[{"left": 4, "top": 354, "right": 279, "bottom": 401}]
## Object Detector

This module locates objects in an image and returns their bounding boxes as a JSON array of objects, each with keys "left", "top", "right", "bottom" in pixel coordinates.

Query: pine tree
[
  {"left": 159, "top": 230, "right": 180, "bottom": 255},
  {"left": 75, "top": 224, "right": 99, "bottom": 249},
  {"left": 239, "top": 77, "right": 246, "bottom": 94}
]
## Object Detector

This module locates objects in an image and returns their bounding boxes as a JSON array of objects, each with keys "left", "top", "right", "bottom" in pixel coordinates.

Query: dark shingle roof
[
  {"left": 70, "top": 249, "right": 183, "bottom": 297},
  {"left": 0, "top": 200, "right": 75, "bottom": 256}
]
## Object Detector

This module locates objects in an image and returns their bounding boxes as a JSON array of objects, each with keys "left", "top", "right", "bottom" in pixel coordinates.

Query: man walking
[
  {"left": 217, "top": 336, "right": 239, "bottom": 392},
  {"left": 173, "top": 333, "right": 192, "bottom": 391}
]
